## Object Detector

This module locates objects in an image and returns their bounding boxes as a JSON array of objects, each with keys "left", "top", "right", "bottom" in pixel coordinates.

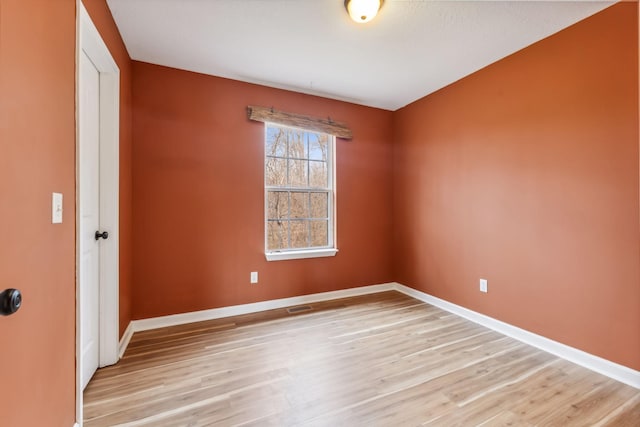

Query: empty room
[{"left": 1, "top": 0, "right": 639, "bottom": 426}]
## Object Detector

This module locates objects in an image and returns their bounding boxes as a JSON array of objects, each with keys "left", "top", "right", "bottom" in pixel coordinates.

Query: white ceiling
[{"left": 106, "top": 0, "right": 614, "bottom": 111}]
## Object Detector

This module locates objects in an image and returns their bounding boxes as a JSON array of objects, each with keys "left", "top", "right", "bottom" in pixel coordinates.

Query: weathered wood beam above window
[{"left": 247, "top": 106, "right": 352, "bottom": 140}]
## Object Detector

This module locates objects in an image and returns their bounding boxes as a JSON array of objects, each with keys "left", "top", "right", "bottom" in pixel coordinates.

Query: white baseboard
[
  {"left": 392, "top": 282, "right": 640, "bottom": 390},
  {"left": 119, "top": 285, "right": 395, "bottom": 356},
  {"left": 118, "top": 321, "right": 134, "bottom": 359},
  {"left": 117, "top": 281, "right": 639, "bottom": 390},
  {"left": 128, "top": 282, "right": 396, "bottom": 334},
  {"left": 73, "top": 423, "right": 80, "bottom": 427}
]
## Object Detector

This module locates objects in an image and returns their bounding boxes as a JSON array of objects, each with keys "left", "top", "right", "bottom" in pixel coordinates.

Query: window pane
[
  {"left": 266, "top": 127, "right": 287, "bottom": 157},
  {"left": 290, "top": 220, "right": 309, "bottom": 248},
  {"left": 287, "top": 130, "right": 307, "bottom": 159},
  {"left": 290, "top": 192, "right": 309, "bottom": 219},
  {"left": 265, "top": 124, "right": 334, "bottom": 255},
  {"left": 266, "top": 157, "right": 287, "bottom": 186},
  {"left": 267, "top": 220, "right": 288, "bottom": 251},
  {"left": 289, "top": 159, "right": 308, "bottom": 187},
  {"left": 309, "top": 133, "right": 327, "bottom": 161},
  {"left": 310, "top": 192, "right": 328, "bottom": 219},
  {"left": 267, "top": 191, "right": 289, "bottom": 220},
  {"left": 309, "top": 161, "right": 327, "bottom": 188},
  {"left": 310, "top": 220, "right": 328, "bottom": 247}
]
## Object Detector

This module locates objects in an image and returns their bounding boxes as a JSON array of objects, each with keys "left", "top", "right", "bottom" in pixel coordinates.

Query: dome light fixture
[{"left": 344, "top": 0, "right": 384, "bottom": 24}]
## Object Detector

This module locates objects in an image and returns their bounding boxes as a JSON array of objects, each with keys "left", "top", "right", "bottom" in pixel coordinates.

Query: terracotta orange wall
[
  {"left": 0, "top": 0, "right": 76, "bottom": 425},
  {"left": 131, "top": 62, "right": 394, "bottom": 319},
  {"left": 393, "top": 2, "right": 640, "bottom": 370},
  {"left": 82, "top": 0, "right": 133, "bottom": 336}
]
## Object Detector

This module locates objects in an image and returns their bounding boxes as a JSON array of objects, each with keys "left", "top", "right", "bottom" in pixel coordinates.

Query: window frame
[{"left": 264, "top": 122, "right": 338, "bottom": 261}]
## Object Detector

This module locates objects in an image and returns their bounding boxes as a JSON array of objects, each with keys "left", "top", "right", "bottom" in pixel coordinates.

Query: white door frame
[{"left": 76, "top": 3, "right": 120, "bottom": 425}]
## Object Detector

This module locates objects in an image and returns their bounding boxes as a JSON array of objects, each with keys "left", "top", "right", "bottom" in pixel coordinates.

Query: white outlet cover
[
  {"left": 250, "top": 272, "right": 258, "bottom": 284},
  {"left": 480, "top": 279, "right": 488, "bottom": 293},
  {"left": 52, "top": 192, "right": 63, "bottom": 224}
]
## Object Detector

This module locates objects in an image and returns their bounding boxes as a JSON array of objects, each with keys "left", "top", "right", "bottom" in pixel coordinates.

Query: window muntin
[{"left": 265, "top": 124, "right": 335, "bottom": 255}]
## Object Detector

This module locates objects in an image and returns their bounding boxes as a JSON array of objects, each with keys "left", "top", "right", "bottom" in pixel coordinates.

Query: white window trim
[
  {"left": 264, "top": 123, "right": 337, "bottom": 261},
  {"left": 265, "top": 248, "right": 338, "bottom": 262}
]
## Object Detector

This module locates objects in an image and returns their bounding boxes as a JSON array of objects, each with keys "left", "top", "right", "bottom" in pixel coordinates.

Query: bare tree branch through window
[{"left": 265, "top": 124, "right": 334, "bottom": 252}]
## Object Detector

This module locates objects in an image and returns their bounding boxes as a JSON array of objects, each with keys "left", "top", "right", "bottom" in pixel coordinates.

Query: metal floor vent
[{"left": 287, "top": 305, "right": 313, "bottom": 314}]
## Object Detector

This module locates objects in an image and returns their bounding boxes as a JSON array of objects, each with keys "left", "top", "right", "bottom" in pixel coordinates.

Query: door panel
[{"left": 79, "top": 49, "right": 101, "bottom": 390}]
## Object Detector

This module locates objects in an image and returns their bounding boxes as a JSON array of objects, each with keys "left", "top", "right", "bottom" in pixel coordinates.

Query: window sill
[{"left": 265, "top": 248, "right": 338, "bottom": 262}]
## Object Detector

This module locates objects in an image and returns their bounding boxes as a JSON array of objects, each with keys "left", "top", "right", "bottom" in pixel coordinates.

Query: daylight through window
[{"left": 265, "top": 124, "right": 335, "bottom": 257}]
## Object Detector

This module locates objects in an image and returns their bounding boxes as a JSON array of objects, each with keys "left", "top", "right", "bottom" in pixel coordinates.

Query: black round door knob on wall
[
  {"left": 95, "top": 230, "right": 109, "bottom": 240},
  {"left": 0, "top": 288, "right": 22, "bottom": 316}
]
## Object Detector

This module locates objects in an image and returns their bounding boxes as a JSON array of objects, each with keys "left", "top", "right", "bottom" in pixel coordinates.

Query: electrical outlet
[
  {"left": 250, "top": 272, "right": 258, "bottom": 284},
  {"left": 479, "top": 278, "right": 488, "bottom": 293}
]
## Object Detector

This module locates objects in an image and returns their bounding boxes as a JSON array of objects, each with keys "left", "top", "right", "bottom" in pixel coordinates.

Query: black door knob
[
  {"left": 95, "top": 231, "right": 109, "bottom": 240},
  {"left": 0, "top": 289, "right": 22, "bottom": 316}
]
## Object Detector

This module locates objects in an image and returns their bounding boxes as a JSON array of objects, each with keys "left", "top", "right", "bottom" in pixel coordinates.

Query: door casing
[{"left": 76, "top": 3, "right": 120, "bottom": 424}]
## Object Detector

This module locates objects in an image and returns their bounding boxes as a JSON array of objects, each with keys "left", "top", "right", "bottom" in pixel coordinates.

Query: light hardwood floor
[{"left": 84, "top": 291, "right": 640, "bottom": 426}]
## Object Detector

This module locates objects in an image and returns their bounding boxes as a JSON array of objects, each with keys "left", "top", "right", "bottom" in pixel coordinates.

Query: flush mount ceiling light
[{"left": 345, "top": 0, "right": 384, "bottom": 24}]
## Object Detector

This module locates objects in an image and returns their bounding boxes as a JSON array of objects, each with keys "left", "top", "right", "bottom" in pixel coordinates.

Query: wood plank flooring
[{"left": 84, "top": 291, "right": 640, "bottom": 426}]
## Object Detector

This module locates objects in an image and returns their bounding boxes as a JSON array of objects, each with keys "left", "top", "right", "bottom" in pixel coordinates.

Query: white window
[{"left": 264, "top": 123, "right": 337, "bottom": 261}]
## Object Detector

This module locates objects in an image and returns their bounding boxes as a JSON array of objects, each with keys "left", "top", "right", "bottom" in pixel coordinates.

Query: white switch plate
[
  {"left": 250, "top": 271, "right": 258, "bottom": 284},
  {"left": 52, "top": 192, "right": 63, "bottom": 224},
  {"left": 480, "top": 278, "right": 488, "bottom": 293}
]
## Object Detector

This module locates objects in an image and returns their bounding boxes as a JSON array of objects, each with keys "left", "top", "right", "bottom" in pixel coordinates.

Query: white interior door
[
  {"left": 77, "top": 6, "right": 120, "bottom": 422},
  {"left": 79, "top": 49, "right": 101, "bottom": 390}
]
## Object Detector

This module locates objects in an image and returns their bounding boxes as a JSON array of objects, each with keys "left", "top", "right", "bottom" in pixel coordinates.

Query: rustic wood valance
[{"left": 247, "top": 106, "right": 352, "bottom": 140}]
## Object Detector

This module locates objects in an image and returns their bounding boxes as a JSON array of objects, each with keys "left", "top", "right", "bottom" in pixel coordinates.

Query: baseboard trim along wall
[
  {"left": 118, "top": 321, "right": 134, "bottom": 359},
  {"left": 127, "top": 283, "right": 396, "bottom": 333},
  {"left": 119, "top": 282, "right": 640, "bottom": 390},
  {"left": 392, "top": 283, "right": 640, "bottom": 390}
]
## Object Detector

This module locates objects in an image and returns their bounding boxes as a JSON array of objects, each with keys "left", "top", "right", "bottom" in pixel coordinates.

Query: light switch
[{"left": 52, "top": 192, "right": 63, "bottom": 224}]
